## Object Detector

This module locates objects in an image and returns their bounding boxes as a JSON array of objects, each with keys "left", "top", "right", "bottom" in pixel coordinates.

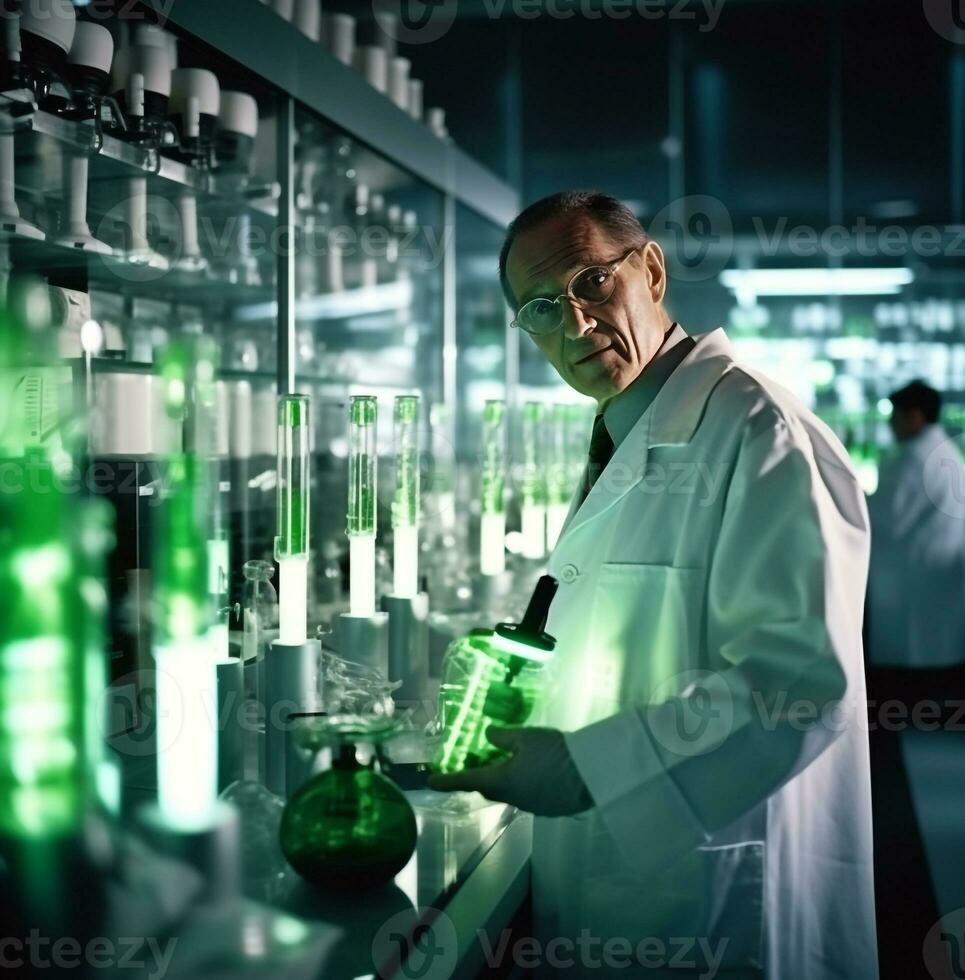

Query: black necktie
[{"left": 584, "top": 414, "right": 615, "bottom": 497}]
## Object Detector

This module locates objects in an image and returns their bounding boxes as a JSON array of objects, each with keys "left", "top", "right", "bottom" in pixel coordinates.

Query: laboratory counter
[{"left": 108, "top": 744, "right": 532, "bottom": 980}]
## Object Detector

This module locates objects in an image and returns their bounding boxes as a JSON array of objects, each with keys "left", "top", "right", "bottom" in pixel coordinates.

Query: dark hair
[
  {"left": 889, "top": 380, "right": 942, "bottom": 424},
  {"left": 498, "top": 191, "right": 649, "bottom": 309}
]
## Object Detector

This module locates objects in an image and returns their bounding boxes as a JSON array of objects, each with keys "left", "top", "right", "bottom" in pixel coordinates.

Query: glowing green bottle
[{"left": 434, "top": 576, "right": 558, "bottom": 774}]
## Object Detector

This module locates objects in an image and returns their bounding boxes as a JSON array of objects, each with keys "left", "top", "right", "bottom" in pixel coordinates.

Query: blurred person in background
[
  {"left": 867, "top": 380, "right": 965, "bottom": 711},
  {"left": 865, "top": 379, "right": 965, "bottom": 980}
]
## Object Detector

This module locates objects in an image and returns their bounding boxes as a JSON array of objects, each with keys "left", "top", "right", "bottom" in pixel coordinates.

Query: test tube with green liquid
[
  {"left": 480, "top": 399, "right": 506, "bottom": 576},
  {"left": 275, "top": 394, "right": 311, "bottom": 645},
  {"left": 428, "top": 402, "right": 456, "bottom": 535},
  {"left": 0, "top": 299, "right": 114, "bottom": 929},
  {"left": 566, "top": 403, "right": 591, "bottom": 487},
  {"left": 520, "top": 401, "right": 547, "bottom": 560},
  {"left": 392, "top": 395, "right": 420, "bottom": 598},
  {"left": 153, "top": 338, "right": 218, "bottom": 831},
  {"left": 348, "top": 395, "right": 378, "bottom": 616},
  {"left": 546, "top": 403, "right": 570, "bottom": 550},
  {"left": 0, "top": 458, "right": 85, "bottom": 844}
]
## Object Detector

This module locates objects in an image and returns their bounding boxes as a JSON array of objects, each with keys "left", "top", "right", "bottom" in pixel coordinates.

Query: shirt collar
[{"left": 603, "top": 323, "right": 691, "bottom": 448}]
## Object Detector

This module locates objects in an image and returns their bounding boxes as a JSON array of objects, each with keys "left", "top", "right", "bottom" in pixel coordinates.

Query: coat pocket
[
  {"left": 574, "top": 831, "right": 765, "bottom": 973},
  {"left": 590, "top": 563, "right": 707, "bottom": 707},
  {"left": 697, "top": 840, "right": 766, "bottom": 971}
]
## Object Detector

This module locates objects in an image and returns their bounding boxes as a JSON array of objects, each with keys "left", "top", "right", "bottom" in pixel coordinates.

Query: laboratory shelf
[
  {"left": 5, "top": 106, "right": 281, "bottom": 232},
  {"left": 144, "top": 0, "right": 520, "bottom": 228},
  {"left": 3, "top": 232, "right": 276, "bottom": 309}
]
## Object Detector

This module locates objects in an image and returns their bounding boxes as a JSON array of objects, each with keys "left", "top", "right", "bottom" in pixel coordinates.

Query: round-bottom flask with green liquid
[
  {"left": 433, "top": 576, "right": 559, "bottom": 775},
  {"left": 279, "top": 715, "right": 417, "bottom": 890}
]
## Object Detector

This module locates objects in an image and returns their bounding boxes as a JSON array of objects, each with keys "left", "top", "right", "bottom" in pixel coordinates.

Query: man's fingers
[
  {"left": 485, "top": 725, "right": 525, "bottom": 752},
  {"left": 427, "top": 761, "right": 510, "bottom": 799}
]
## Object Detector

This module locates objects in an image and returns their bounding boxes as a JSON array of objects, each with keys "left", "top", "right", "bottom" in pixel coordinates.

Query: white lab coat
[
  {"left": 534, "top": 329, "right": 878, "bottom": 979},
  {"left": 867, "top": 423, "right": 965, "bottom": 668}
]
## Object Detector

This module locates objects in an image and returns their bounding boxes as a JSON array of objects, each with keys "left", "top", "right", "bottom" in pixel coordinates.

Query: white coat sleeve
[{"left": 565, "top": 415, "right": 864, "bottom": 879}]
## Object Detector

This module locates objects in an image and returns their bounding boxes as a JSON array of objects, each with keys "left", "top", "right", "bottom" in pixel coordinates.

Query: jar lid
[{"left": 494, "top": 575, "right": 558, "bottom": 653}]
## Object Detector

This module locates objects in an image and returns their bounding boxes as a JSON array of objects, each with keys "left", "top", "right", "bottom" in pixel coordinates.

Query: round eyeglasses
[{"left": 511, "top": 246, "right": 640, "bottom": 336}]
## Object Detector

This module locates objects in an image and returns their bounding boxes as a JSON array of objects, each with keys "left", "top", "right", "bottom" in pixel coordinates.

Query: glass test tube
[
  {"left": 275, "top": 395, "right": 311, "bottom": 646},
  {"left": 0, "top": 450, "right": 84, "bottom": 844},
  {"left": 429, "top": 402, "right": 456, "bottom": 535},
  {"left": 154, "top": 338, "right": 218, "bottom": 831},
  {"left": 566, "top": 403, "right": 591, "bottom": 487},
  {"left": 183, "top": 338, "right": 230, "bottom": 664},
  {"left": 520, "top": 401, "right": 547, "bottom": 560},
  {"left": 0, "top": 303, "right": 111, "bottom": 925},
  {"left": 392, "top": 395, "right": 420, "bottom": 599},
  {"left": 480, "top": 399, "right": 506, "bottom": 577},
  {"left": 546, "top": 403, "right": 570, "bottom": 551},
  {"left": 348, "top": 395, "right": 378, "bottom": 616}
]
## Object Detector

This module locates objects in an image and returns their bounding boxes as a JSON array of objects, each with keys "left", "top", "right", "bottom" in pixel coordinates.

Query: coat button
[{"left": 560, "top": 563, "right": 579, "bottom": 583}]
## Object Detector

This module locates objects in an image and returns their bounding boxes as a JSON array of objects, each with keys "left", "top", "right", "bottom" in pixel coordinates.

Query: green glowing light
[
  {"left": 877, "top": 398, "right": 892, "bottom": 418},
  {"left": 348, "top": 396, "right": 378, "bottom": 537},
  {"left": 481, "top": 400, "right": 505, "bottom": 517},
  {"left": 272, "top": 916, "right": 310, "bottom": 947},
  {"left": 154, "top": 339, "right": 220, "bottom": 829},
  {"left": 434, "top": 630, "right": 545, "bottom": 774},
  {"left": 155, "top": 454, "right": 208, "bottom": 643},
  {"left": 0, "top": 306, "right": 97, "bottom": 841}
]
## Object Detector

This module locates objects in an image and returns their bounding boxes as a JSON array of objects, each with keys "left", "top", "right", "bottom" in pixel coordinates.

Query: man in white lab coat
[
  {"left": 867, "top": 380, "right": 965, "bottom": 703},
  {"left": 430, "top": 192, "right": 878, "bottom": 978}
]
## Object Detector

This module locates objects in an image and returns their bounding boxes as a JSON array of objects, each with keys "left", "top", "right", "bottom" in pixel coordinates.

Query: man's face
[
  {"left": 505, "top": 214, "right": 670, "bottom": 406},
  {"left": 890, "top": 406, "right": 927, "bottom": 442}
]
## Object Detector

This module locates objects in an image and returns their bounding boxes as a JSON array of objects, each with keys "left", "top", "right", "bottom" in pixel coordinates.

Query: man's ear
[{"left": 642, "top": 240, "right": 667, "bottom": 304}]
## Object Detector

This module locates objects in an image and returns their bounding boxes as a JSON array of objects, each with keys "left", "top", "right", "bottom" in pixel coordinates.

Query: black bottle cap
[{"left": 494, "top": 575, "right": 559, "bottom": 653}]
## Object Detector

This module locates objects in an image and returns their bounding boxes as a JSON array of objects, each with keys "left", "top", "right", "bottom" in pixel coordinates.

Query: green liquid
[
  {"left": 156, "top": 454, "right": 209, "bottom": 642},
  {"left": 434, "top": 631, "right": 544, "bottom": 774},
  {"left": 481, "top": 400, "right": 506, "bottom": 516},
  {"left": 280, "top": 756, "right": 417, "bottom": 890},
  {"left": 393, "top": 447, "right": 419, "bottom": 528},
  {"left": 277, "top": 485, "right": 308, "bottom": 557},
  {"left": 348, "top": 453, "right": 376, "bottom": 535},
  {"left": 0, "top": 455, "right": 84, "bottom": 838},
  {"left": 481, "top": 468, "right": 505, "bottom": 516}
]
